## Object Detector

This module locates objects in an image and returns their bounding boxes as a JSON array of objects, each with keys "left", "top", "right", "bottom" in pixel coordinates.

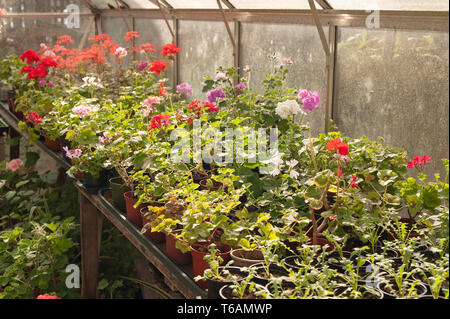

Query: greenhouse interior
[{"left": 0, "top": 0, "right": 448, "bottom": 301}]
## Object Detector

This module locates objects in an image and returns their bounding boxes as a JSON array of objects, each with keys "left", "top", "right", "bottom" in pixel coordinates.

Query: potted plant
[{"left": 194, "top": 243, "right": 249, "bottom": 298}]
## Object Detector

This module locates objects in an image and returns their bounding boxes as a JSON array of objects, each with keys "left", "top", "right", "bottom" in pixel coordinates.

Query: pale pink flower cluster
[
  {"left": 72, "top": 105, "right": 93, "bottom": 118},
  {"left": 142, "top": 96, "right": 161, "bottom": 117},
  {"left": 98, "top": 132, "right": 111, "bottom": 145},
  {"left": 40, "top": 43, "right": 56, "bottom": 58},
  {"left": 63, "top": 146, "right": 82, "bottom": 159},
  {"left": 6, "top": 159, "right": 23, "bottom": 171},
  {"left": 281, "top": 57, "right": 293, "bottom": 65},
  {"left": 115, "top": 47, "right": 128, "bottom": 58}
]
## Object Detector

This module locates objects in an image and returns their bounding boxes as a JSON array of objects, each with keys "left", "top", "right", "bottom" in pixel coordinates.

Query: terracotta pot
[
  {"left": 44, "top": 136, "right": 62, "bottom": 151},
  {"left": 140, "top": 207, "right": 165, "bottom": 244},
  {"left": 190, "top": 241, "right": 232, "bottom": 289},
  {"left": 124, "top": 191, "right": 146, "bottom": 227},
  {"left": 165, "top": 231, "right": 192, "bottom": 265},
  {"left": 230, "top": 249, "right": 264, "bottom": 267}
]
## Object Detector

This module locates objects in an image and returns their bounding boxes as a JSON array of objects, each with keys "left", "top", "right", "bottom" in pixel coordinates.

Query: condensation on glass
[
  {"left": 334, "top": 27, "right": 449, "bottom": 176},
  {"left": 135, "top": 18, "right": 174, "bottom": 86},
  {"left": 240, "top": 22, "right": 328, "bottom": 136},
  {"left": 327, "top": 0, "right": 449, "bottom": 11},
  {"left": 178, "top": 20, "right": 234, "bottom": 99}
]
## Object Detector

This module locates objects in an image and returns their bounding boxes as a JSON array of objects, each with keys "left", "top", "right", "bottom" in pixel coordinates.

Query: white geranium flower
[
  {"left": 276, "top": 100, "right": 301, "bottom": 119},
  {"left": 290, "top": 170, "right": 299, "bottom": 179},
  {"left": 81, "top": 76, "right": 104, "bottom": 89},
  {"left": 286, "top": 159, "right": 299, "bottom": 169}
]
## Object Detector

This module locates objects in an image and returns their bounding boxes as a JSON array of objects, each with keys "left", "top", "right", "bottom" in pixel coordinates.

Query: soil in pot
[
  {"left": 230, "top": 249, "right": 264, "bottom": 268},
  {"left": 191, "top": 241, "right": 232, "bottom": 289},
  {"left": 165, "top": 231, "right": 192, "bottom": 265},
  {"left": 44, "top": 136, "right": 62, "bottom": 152},
  {"left": 377, "top": 279, "right": 427, "bottom": 299},
  {"left": 206, "top": 266, "right": 248, "bottom": 299},
  {"left": 265, "top": 280, "right": 296, "bottom": 297},
  {"left": 124, "top": 191, "right": 146, "bottom": 228},
  {"left": 140, "top": 206, "right": 165, "bottom": 244},
  {"left": 219, "top": 283, "right": 269, "bottom": 299},
  {"left": 110, "top": 177, "right": 131, "bottom": 212},
  {"left": 250, "top": 263, "right": 290, "bottom": 286}
]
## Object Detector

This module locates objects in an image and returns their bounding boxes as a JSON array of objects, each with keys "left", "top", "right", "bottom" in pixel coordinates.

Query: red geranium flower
[
  {"left": 337, "top": 168, "right": 343, "bottom": 178},
  {"left": 36, "top": 294, "right": 60, "bottom": 299},
  {"left": 124, "top": 31, "right": 139, "bottom": 42},
  {"left": 26, "top": 112, "right": 43, "bottom": 125},
  {"left": 139, "top": 43, "right": 156, "bottom": 53},
  {"left": 149, "top": 60, "right": 168, "bottom": 74},
  {"left": 407, "top": 155, "right": 432, "bottom": 172},
  {"left": 326, "top": 138, "right": 342, "bottom": 151},
  {"left": 351, "top": 175, "right": 359, "bottom": 189},
  {"left": 39, "top": 57, "right": 58, "bottom": 68},
  {"left": 20, "top": 65, "right": 35, "bottom": 75},
  {"left": 27, "top": 66, "right": 48, "bottom": 79},
  {"left": 159, "top": 81, "right": 168, "bottom": 96},
  {"left": 148, "top": 114, "right": 172, "bottom": 131},
  {"left": 19, "top": 49, "right": 41, "bottom": 64},
  {"left": 337, "top": 143, "right": 349, "bottom": 156},
  {"left": 203, "top": 102, "right": 220, "bottom": 113},
  {"left": 56, "top": 35, "right": 73, "bottom": 45},
  {"left": 161, "top": 43, "right": 180, "bottom": 56}
]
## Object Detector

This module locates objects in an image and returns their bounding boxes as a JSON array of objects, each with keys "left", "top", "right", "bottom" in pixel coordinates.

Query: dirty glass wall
[
  {"left": 0, "top": 0, "right": 93, "bottom": 56},
  {"left": 178, "top": 20, "right": 234, "bottom": 99},
  {"left": 241, "top": 22, "right": 328, "bottom": 136},
  {"left": 334, "top": 27, "right": 450, "bottom": 176}
]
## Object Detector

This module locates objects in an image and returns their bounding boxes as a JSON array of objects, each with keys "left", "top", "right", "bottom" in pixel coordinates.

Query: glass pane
[
  {"left": 178, "top": 20, "right": 234, "bottom": 99},
  {"left": 0, "top": 0, "right": 91, "bottom": 13},
  {"left": 241, "top": 22, "right": 328, "bottom": 136},
  {"left": 230, "top": 0, "right": 311, "bottom": 9},
  {"left": 1, "top": 16, "right": 95, "bottom": 56},
  {"left": 166, "top": 0, "right": 218, "bottom": 9},
  {"left": 334, "top": 27, "right": 449, "bottom": 177},
  {"left": 123, "top": 0, "right": 158, "bottom": 9},
  {"left": 135, "top": 18, "right": 175, "bottom": 86},
  {"left": 328, "top": 0, "right": 449, "bottom": 11}
]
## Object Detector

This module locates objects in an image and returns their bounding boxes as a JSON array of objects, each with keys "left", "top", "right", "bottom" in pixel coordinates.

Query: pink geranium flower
[{"left": 6, "top": 159, "right": 23, "bottom": 171}]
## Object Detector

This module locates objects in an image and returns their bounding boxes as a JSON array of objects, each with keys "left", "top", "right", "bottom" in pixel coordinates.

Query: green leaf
[
  {"left": 15, "top": 180, "right": 30, "bottom": 188},
  {"left": 98, "top": 278, "right": 109, "bottom": 290},
  {"left": 25, "top": 151, "right": 40, "bottom": 168},
  {"left": 5, "top": 191, "right": 16, "bottom": 201},
  {"left": 422, "top": 186, "right": 441, "bottom": 210}
]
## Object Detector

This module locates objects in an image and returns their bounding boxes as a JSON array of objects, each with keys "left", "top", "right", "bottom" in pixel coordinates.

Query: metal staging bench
[{"left": 0, "top": 101, "right": 207, "bottom": 299}]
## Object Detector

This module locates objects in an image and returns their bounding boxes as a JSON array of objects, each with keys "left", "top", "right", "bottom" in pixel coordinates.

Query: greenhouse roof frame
[{"left": 2, "top": 1, "right": 448, "bottom": 31}]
